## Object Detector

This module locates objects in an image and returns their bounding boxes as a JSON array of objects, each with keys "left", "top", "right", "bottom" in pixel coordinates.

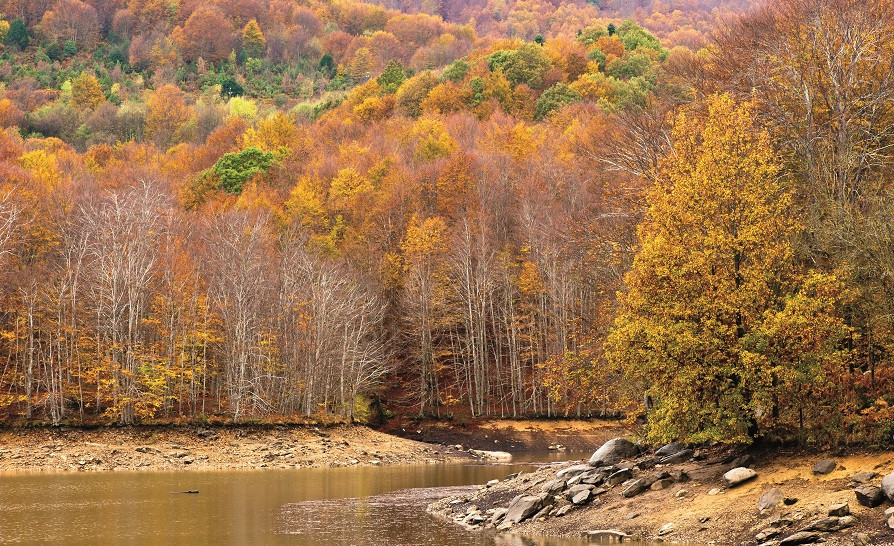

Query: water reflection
[{"left": 0, "top": 459, "right": 591, "bottom": 545}]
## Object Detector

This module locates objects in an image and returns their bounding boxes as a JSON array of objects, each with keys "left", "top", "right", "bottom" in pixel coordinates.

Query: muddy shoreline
[{"left": 0, "top": 424, "right": 471, "bottom": 473}]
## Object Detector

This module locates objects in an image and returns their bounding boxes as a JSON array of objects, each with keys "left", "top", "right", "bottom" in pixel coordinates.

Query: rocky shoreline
[
  {"left": 428, "top": 437, "right": 894, "bottom": 545},
  {"left": 0, "top": 424, "right": 471, "bottom": 473}
]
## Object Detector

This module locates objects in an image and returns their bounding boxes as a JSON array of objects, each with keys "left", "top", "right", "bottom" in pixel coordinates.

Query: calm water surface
[{"left": 0, "top": 453, "right": 601, "bottom": 545}]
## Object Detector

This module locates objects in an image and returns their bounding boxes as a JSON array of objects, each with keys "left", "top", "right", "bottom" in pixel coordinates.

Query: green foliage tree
[
  {"left": 441, "top": 59, "right": 468, "bottom": 82},
  {"left": 220, "top": 76, "right": 244, "bottom": 97},
  {"left": 534, "top": 83, "right": 581, "bottom": 120},
  {"left": 606, "top": 94, "right": 851, "bottom": 444},
  {"left": 5, "top": 18, "right": 29, "bottom": 49},
  {"left": 213, "top": 147, "right": 275, "bottom": 194},
  {"left": 377, "top": 60, "right": 407, "bottom": 93},
  {"left": 486, "top": 44, "right": 552, "bottom": 89}
]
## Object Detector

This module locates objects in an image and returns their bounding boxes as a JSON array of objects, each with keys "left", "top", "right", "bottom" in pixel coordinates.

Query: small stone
[
  {"left": 756, "top": 527, "right": 781, "bottom": 541},
  {"left": 886, "top": 506, "right": 894, "bottom": 518},
  {"left": 828, "top": 503, "right": 850, "bottom": 517},
  {"left": 655, "top": 442, "right": 686, "bottom": 457},
  {"left": 852, "top": 532, "right": 871, "bottom": 546},
  {"left": 851, "top": 471, "right": 878, "bottom": 484},
  {"left": 571, "top": 490, "right": 591, "bottom": 505},
  {"left": 723, "top": 467, "right": 758, "bottom": 487},
  {"left": 888, "top": 514, "right": 894, "bottom": 530},
  {"left": 487, "top": 479, "right": 499, "bottom": 487},
  {"left": 626, "top": 512, "right": 640, "bottom": 520},
  {"left": 813, "top": 459, "right": 837, "bottom": 475},
  {"left": 671, "top": 470, "right": 690, "bottom": 482},
  {"left": 801, "top": 516, "right": 839, "bottom": 532},
  {"left": 657, "top": 522, "right": 675, "bottom": 536},
  {"left": 882, "top": 471, "right": 894, "bottom": 502},
  {"left": 606, "top": 468, "right": 633, "bottom": 486},
  {"left": 779, "top": 531, "right": 823, "bottom": 545},
  {"left": 675, "top": 489, "right": 689, "bottom": 498},
  {"left": 784, "top": 497, "right": 799, "bottom": 505},
  {"left": 760, "top": 488, "right": 785, "bottom": 511},
  {"left": 659, "top": 449, "right": 694, "bottom": 465},
  {"left": 621, "top": 478, "right": 651, "bottom": 498},
  {"left": 707, "top": 488, "right": 721, "bottom": 496},
  {"left": 651, "top": 478, "right": 674, "bottom": 490},
  {"left": 837, "top": 515, "right": 857, "bottom": 529}
]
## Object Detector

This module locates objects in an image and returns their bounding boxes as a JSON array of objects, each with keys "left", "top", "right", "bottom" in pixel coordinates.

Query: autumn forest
[{"left": 0, "top": 0, "right": 890, "bottom": 447}]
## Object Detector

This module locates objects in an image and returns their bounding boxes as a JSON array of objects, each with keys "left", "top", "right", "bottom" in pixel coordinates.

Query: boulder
[
  {"left": 659, "top": 449, "right": 694, "bottom": 465},
  {"left": 759, "top": 488, "right": 785, "bottom": 511},
  {"left": 621, "top": 478, "right": 651, "bottom": 498},
  {"left": 828, "top": 503, "right": 850, "bottom": 517},
  {"left": 504, "top": 495, "right": 545, "bottom": 524},
  {"left": 589, "top": 438, "right": 638, "bottom": 467},
  {"left": 882, "top": 471, "right": 894, "bottom": 502},
  {"left": 655, "top": 442, "right": 686, "bottom": 457},
  {"left": 854, "top": 484, "right": 885, "bottom": 507},
  {"left": 813, "top": 459, "right": 837, "bottom": 475},
  {"left": 723, "top": 467, "right": 758, "bottom": 487},
  {"left": 779, "top": 531, "right": 822, "bottom": 545}
]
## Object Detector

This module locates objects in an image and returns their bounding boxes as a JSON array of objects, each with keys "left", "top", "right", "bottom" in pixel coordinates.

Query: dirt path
[{"left": 0, "top": 424, "right": 469, "bottom": 473}]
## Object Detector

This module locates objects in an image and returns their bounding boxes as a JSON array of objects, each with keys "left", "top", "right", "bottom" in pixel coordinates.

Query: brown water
[{"left": 0, "top": 455, "right": 595, "bottom": 545}]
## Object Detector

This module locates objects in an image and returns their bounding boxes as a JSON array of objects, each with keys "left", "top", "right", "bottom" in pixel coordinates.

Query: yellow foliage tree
[
  {"left": 241, "top": 19, "right": 266, "bottom": 58},
  {"left": 71, "top": 72, "right": 105, "bottom": 110},
  {"left": 606, "top": 94, "right": 851, "bottom": 444}
]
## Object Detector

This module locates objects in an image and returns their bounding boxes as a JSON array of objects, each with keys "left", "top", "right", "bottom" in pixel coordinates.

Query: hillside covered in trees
[{"left": 0, "top": 0, "right": 891, "bottom": 449}]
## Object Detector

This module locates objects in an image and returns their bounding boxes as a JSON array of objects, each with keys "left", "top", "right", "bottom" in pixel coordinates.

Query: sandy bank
[{"left": 0, "top": 424, "right": 470, "bottom": 473}]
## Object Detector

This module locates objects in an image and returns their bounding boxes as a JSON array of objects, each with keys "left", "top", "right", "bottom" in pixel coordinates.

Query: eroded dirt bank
[
  {"left": 429, "top": 443, "right": 894, "bottom": 545},
  {"left": 0, "top": 424, "right": 469, "bottom": 473}
]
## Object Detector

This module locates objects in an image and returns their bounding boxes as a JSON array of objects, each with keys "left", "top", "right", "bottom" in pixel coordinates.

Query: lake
[{"left": 0, "top": 454, "right": 596, "bottom": 545}]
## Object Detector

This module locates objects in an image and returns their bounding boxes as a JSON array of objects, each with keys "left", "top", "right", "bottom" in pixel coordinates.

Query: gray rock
[
  {"left": 837, "top": 515, "right": 856, "bottom": 529},
  {"left": 852, "top": 532, "right": 871, "bottom": 546},
  {"left": 556, "top": 464, "right": 593, "bottom": 479},
  {"left": 637, "top": 456, "right": 660, "bottom": 470},
  {"left": 571, "top": 489, "right": 591, "bottom": 505},
  {"left": 888, "top": 514, "right": 894, "bottom": 530},
  {"left": 813, "top": 459, "right": 837, "bottom": 475},
  {"left": 541, "top": 478, "right": 567, "bottom": 495},
  {"left": 606, "top": 468, "right": 633, "bottom": 486},
  {"left": 659, "top": 449, "right": 694, "bottom": 465},
  {"left": 672, "top": 470, "right": 690, "bottom": 482},
  {"left": 723, "top": 467, "right": 758, "bottom": 487},
  {"left": 854, "top": 484, "right": 885, "bottom": 507},
  {"left": 756, "top": 527, "right": 781, "bottom": 541},
  {"left": 779, "top": 531, "right": 823, "bottom": 545},
  {"left": 801, "top": 516, "right": 839, "bottom": 532},
  {"left": 564, "top": 484, "right": 593, "bottom": 501},
  {"left": 886, "top": 506, "right": 894, "bottom": 518},
  {"left": 589, "top": 438, "right": 638, "bottom": 467},
  {"left": 621, "top": 478, "right": 651, "bottom": 498},
  {"left": 828, "top": 503, "right": 850, "bottom": 517},
  {"left": 882, "top": 471, "right": 894, "bottom": 502},
  {"left": 490, "top": 507, "right": 508, "bottom": 524},
  {"left": 532, "top": 506, "right": 551, "bottom": 521},
  {"left": 555, "top": 504, "right": 572, "bottom": 517},
  {"left": 655, "top": 442, "right": 686, "bottom": 457},
  {"left": 504, "top": 495, "right": 545, "bottom": 524},
  {"left": 727, "top": 454, "right": 754, "bottom": 470},
  {"left": 851, "top": 471, "right": 878, "bottom": 484},
  {"left": 651, "top": 478, "right": 674, "bottom": 490},
  {"left": 580, "top": 472, "right": 605, "bottom": 486},
  {"left": 759, "top": 488, "right": 785, "bottom": 511}
]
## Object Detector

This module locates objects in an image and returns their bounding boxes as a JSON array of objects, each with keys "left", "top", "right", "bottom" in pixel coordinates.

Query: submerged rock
[{"left": 468, "top": 449, "right": 512, "bottom": 461}]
